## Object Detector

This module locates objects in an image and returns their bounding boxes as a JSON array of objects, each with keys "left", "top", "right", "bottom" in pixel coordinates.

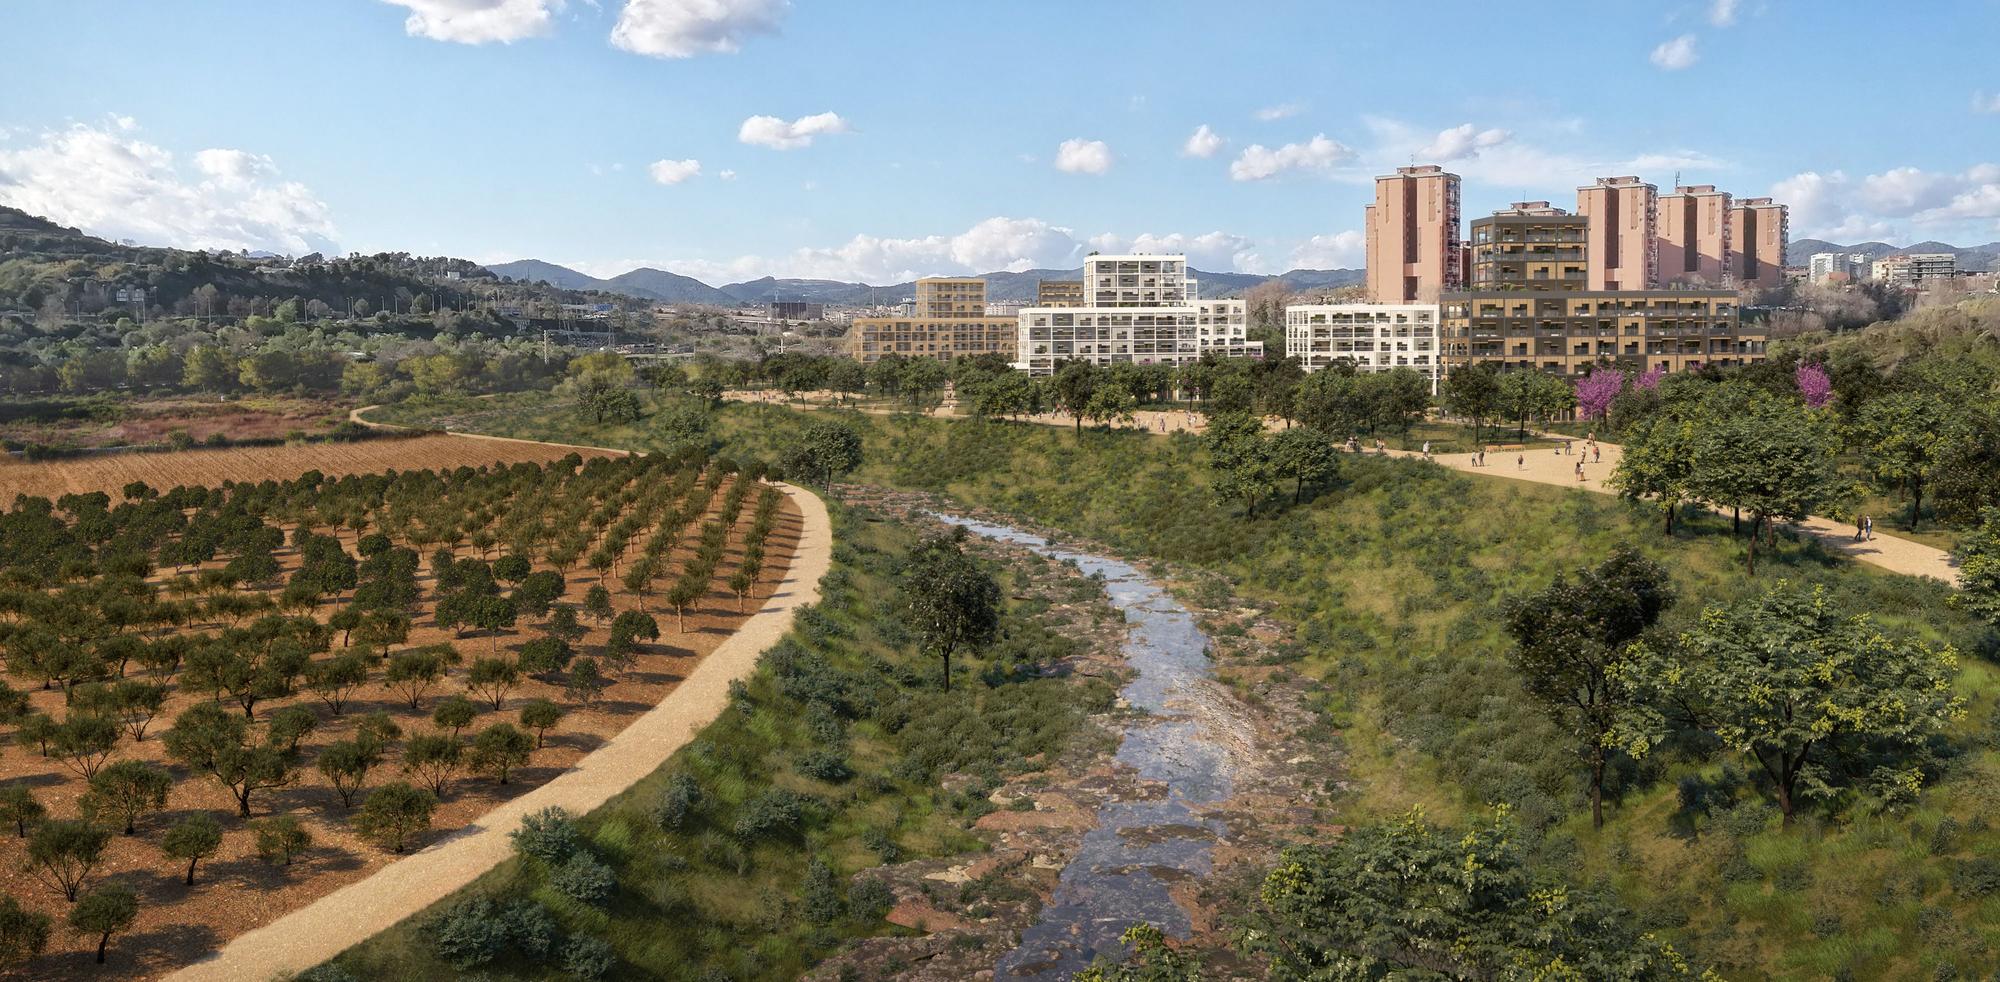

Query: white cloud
[
  {"left": 1182, "top": 124, "right": 1225, "bottom": 159},
  {"left": 1709, "top": 0, "right": 1740, "bottom": 26},
  {"left": 1089, "top": 230, "right": 1266, "bottom": 273},
  {"left": 1773, "top": 164, "right": 2000, "bottom": 242},
  {"left": 1253, "top": 103, "right": 1303, "bottom": 122},
  {"left": 1417, "top": 124, "right": 1511, "bottom": 162},
  {"left": 1354, "top": 115, "right": 1727, "bottom": 190},
  {"left": 718, "top": 169, "right": 738, "bottom": 180},
  {"left": 648, "top": 158, "right": 701, "bottom": 184},
  {"left": 1288, "top": 231, "right": 1366, "bottom": 270},
  {"left": 1228, "top": 135, "right": 1353, "bottom": 181},
  {"left": 0, "top": 119, "right": 337, "bottom": 255},
  {"left": 1974, "top": 91, "right": 2000, "bottom": 114},
  {"left": 1054, "top": 138, "right": 1113, "bottom": 175},
  {"left": 1650, "top": 34, "right": 1698, "bottom": 70},
  {"left": 737, "top": 111, "right": 850, "bottom": 150},
  {"left": 611, "top": 0, "right": 787, "bottom": 58},
  {"left": 381, "top": 0, "right": 561, "bottom": 44}
]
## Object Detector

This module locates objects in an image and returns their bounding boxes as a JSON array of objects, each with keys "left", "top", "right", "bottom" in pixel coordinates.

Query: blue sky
[{"left": 2, "top": 0, "right": 1998, "bottom": 284}]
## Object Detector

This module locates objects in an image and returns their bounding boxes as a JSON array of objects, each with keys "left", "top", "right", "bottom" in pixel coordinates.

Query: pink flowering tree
[
  {"left": 1633, "top": 368, "right": 1664, "bottom": 392},
  {"left": 1795, "top": 362, "right": 1834, "bottom": 409},
  {"left": 1574, "top": 371, "right": 1624, "bottom": 422}
]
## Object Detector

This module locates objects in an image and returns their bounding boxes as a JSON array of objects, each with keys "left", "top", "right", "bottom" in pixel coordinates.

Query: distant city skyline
[{"left": 2, "top": 0, "right": 1997, "bottom": 284}]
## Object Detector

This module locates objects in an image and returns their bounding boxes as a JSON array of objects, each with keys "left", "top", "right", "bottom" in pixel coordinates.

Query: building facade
[
  {"left": 846, "top": 277, "right": 1017, "bottom": 364},
  {"left": 1013, "top": 255, "right": 1260, "bottom": 375},
  {"left": 1874, "top": 253, "right": 1957, "bottom": 286},
  {"left": 1468, "top": 204, "right": 1590, "bottom": 291},
  {"left": 768, "top": 300, "right": 825, "bottom": 321},
  {"left": 1284, "top": 303, "right": 1441, "bottom": 386},
  {"left": 1809, "top": 252, "right": 1872, "bottom": 284},
  {"left": 1657, "top": 184, "right": 1734, "bottom": 286},
  {"left": 1729, "top": 197, "right": 1789, "bottom": 289},
  {"left": 1576, "top": 176, "right": 1659, "bottom": 290},
  {"left": 1035, "top": 279, "right": 1085, "bottom": 307},
  {"left": 1440, "top": 291, "right": 1760, "bottom": 376},
  {"left": 1365, "top": 165, "right": 1463, "bottom": 303}
]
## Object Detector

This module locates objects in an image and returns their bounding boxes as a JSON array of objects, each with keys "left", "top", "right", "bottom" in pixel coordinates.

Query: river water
[{"left": 930, "top": 514, "right": 1238, "bottom": 980}]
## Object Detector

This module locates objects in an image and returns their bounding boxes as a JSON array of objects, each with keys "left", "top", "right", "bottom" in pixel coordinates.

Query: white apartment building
[
  {"left": 1808, "top": 252, "right": 1873, "bottom": 284},
  {"left": 1284, "top": 303, "right": 1442, "bottom": 390},
  {"left": 1873, "top": 253, "right": 1957, "bottom": 287},
  {"left": 1013, "top": 255, "right": 1262, "bottom": 375}
]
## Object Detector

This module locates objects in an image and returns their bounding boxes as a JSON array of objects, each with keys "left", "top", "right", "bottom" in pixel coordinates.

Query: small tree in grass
[
  {"left": 353, "top": 782, "right": 437, "bottom": 853},
  {"left": 470, "top": 723, "right": 534, "bottom": 785},
  {"left": 403, "top": 734, "right": 463, "bottom": 796},
  {"left": 68, "top": 883, "right": 136, "bottom": 964},
  {"left": 0, "top": 893, "right": 49, "bottom": 965},
  {"left": 80, "top": 760, "right": 174, "bottom": 835},
  {"left": 466, "top": 656, "right": 520, "bottom": 711},
  {"left": 161, "top": 813, "right": 223, "bottom": 885},
  {"left": 251, "top": 814, "right": 312, "bottom": 867},
  {"left": 899, "top": 529, "right": 1001, "bottom": 692},
  {"left": 518, "top": 699, "right": 566, "bottom": 749},
  {"left": 0, "top": 786, "right": 44, "bottom": 838},
  {"left": 29, "top": 819, "right": 110, "bottom": 900},
  {"left": 1952, "top": 507, "right": 2000, "bottom": 630},
  {"left": 432, "top": 695, "right": 479, "bottom": 738}
]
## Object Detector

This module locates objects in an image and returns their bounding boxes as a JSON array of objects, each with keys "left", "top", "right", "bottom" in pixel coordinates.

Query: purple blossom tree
[
  {"left": 1634, "top": 368, "right": 1664, "bottom": 392},
  {"left": 1574, "top": 371, "right": 1624, "bottom": 421},
  {"left": 1795, "top": 362, "right": 1834, "bottom": 409}
]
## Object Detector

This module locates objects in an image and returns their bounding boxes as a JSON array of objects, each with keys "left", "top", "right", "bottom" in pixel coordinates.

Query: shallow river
[{"left": 932, "top": 514, "right": 1238, "bottom": 980}]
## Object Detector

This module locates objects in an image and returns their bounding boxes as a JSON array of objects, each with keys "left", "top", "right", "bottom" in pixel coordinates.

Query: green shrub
[
  {"left": 795, "top": 748, "right": 852, "bottom": 783},
  {"left": 732, "top": 789, "right": 811, "bottom": 842},
  {"left": 562, "top": 935, "right": 617, "bottom": 980},
  {"left": 846, "top": 877, "right": 894, "bottom": 920},
  {"left": 656, "top": 773, "right": 703, "bottom": 831},
  {"left": 552, "top": 851, "right": 617, "bottom": 907},
  {"left": 511, "top": 806, "right": 580, "bottom": 866}
]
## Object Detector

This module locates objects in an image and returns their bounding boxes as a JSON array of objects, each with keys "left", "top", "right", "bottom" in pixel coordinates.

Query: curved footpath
[
  {"left": 1412, "top": 441, "right": 1962, "bottom": 586},
  {"left": 167, "top": 474, "right": 833, "bottom": 982}
]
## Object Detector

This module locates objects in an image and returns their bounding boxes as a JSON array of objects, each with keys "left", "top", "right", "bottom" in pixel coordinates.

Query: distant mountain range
[
  {"left": 485, "top": 260, "right": 1365, "bottom": 307},
  {"left": 1790, "top": 238, "right": 1999, "bottom": 272}
]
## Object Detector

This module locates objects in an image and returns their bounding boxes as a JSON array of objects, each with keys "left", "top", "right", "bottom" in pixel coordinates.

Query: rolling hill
[
  {"left": 487, "top": 259, "right": 1365, "bottom": 307},
  {"left": 1790, "top": 238, "right": 1998, "bottom": 271}
]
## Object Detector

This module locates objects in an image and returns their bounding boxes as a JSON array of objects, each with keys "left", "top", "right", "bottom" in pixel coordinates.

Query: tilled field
[{"left": 0, "top": 435, "right": 618, "bottom": 501}]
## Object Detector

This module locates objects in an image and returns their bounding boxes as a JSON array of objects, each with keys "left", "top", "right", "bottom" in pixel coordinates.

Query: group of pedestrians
[{"left": 1856, "top": 515, "right": 1875, "bottom": 541}]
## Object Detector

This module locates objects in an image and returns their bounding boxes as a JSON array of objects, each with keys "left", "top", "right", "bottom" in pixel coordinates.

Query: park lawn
[
  {"left": 376, "top": 391, "right": 2000, "bottom": 979},
  {"left": 330, "top": 502, "right": 1119, "bottom": 981}
]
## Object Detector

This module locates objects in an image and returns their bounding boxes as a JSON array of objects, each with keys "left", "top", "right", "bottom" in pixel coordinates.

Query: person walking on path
[
  {"left": 1376, "top": 438, "right": 1386, "bottom": 455},
  {"left": 1593, "top": 445, "right": 1601, "bottom": 464},
  {"left": 1575, "top": 460, "right": 1586, "bottom": 482},
  {"left": 1864, "top": 515, "right": 1874, "bottom": 541},
  {"left": 1517, "top": 453, "right": 1526, "bottom": 470},
  {"left": 1421, "top": 440, "right": 1432, "bottom": 461}
]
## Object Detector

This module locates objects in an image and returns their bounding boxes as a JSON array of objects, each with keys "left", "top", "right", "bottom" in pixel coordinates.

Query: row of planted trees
[{"left": 0, "top": 450, "right": 791, "bottom": 969}]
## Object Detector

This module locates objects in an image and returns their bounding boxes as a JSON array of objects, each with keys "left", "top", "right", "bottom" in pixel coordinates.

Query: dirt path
[
  {"left": 166, "top": 481, "right": 834, "bottom": 982},
  {"left": 1407, "top": 441, "right": 1962, "bottom": 586}
]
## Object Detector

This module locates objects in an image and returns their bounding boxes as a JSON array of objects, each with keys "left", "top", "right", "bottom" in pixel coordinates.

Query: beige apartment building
[
  {"left": 1576, "top": 176, "right": 1659, "bottom": 290},
  {"left": 1658, "top": 185, "right": 1734, "bottom": 286},
  {"left": 1467, "top": 204, "right": 1590, "bottom": 291},
  {"left": 1365, "top": 165, "right": 1463, "bottom": 303},
  {"left": 1441, "top": 291, "right": 1761, "bottom": 375},
  {"left": 1729, "top": 197, "right": 1789, "bottom": 289},
  {"left": 846, "top": 277, "right": 1017, "bottom": 364},
  {"left": 1035, "top": 279, "right": 1085, "bottom": 307}
]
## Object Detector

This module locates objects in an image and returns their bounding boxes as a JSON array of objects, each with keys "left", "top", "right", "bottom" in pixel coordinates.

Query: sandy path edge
[{"left": 164, "top": 480, "right": 833, "bottom": 982}]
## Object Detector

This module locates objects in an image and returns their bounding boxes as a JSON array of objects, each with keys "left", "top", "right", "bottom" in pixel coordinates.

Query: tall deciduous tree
[
  {"left": 1502, "top": 549, "right": 1675, "bottom": 828},
  {"left": 1203, "top": 412, "right": 1277, "bottom": 516},
  {"left": 1690, "top": 390, "right": 1838, "bottom": 573},
  {"left": 1852, "top": 390, "right": 1966, "bottom": 530}
]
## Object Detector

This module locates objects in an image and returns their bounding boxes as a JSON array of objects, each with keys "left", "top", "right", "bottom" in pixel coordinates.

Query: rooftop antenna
[{"left": 1673, "top": 169, "right": 1681, "bottom": 190}]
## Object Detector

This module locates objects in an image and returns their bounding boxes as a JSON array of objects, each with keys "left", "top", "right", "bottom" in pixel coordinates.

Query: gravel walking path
[
  {"left": 166, "top": 479, "right": 833, "bottom": 982},
  {"left": 1415, "top": 441, "right": 1962, "bottom": 586}
]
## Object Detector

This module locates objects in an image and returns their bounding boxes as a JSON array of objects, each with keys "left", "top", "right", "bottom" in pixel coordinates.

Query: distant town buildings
[
  {"left": 1364, "top": 165, "right": 1463, "bottom": 303},
  {"left": 1284, "top": 303, "right": 1441, "bottom": 388},
  {"left": 1809, "top": 252, "right": 1872, "bottom": 284},
  {"left": 768, "top": 300, "right": 825, "bottom": 321},
  {"left": 1013, "top": 255, "right": 1260, "bottom": 375},
  {"left": 844, "top": 277, "right": 1017, "bottom": 364},
  {"left": 1874, "top": 253, "right": 1957, "bottom": 287}
]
